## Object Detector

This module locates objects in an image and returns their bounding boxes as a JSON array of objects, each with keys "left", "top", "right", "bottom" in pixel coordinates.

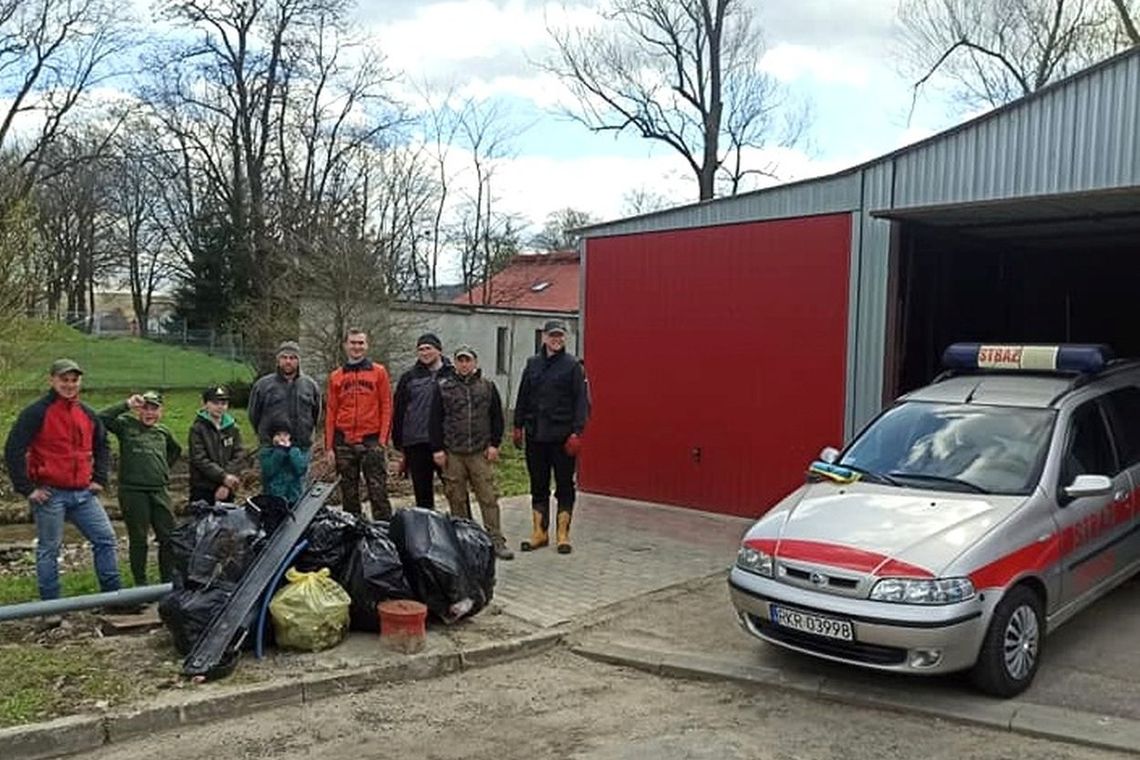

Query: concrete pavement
[{"left": 3, "top": 493, "right": 1139, "bottom": 758}]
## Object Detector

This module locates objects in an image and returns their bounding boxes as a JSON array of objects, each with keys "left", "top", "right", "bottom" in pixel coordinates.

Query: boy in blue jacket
[{"left": 259, "top": 421, "right": 307, "bottom": 504}]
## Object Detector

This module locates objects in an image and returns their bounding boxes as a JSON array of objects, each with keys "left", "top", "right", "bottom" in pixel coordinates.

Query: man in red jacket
[
  {"left": 324, "top": 328, "right": 394, "bottom": 517},
  {"left": 4, "top": 359, "right": 122, "bottom": 600}
]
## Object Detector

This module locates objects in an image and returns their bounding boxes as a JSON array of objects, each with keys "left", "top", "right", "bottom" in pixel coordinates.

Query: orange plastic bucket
[{"left": 378, "top": 600, "right": 428, "bottom": 653}]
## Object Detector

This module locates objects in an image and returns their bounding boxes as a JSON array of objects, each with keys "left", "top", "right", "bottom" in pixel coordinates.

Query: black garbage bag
[
  {"left": 158, "top": 586, "right": 232, "bottom": 655},
  {"left": 341, "top": 520, "right": 414, "bottom": 632},
  {"left": 170, "top": 502, "right": 266, "bottom": 590},
  {"left": 248, "top": 493, "right": 292, "bottom": 537},
  {"left": 452, "top": 517, "right": 495, "bottom": 612},
  {"left": 389, "top": 508, "right": 481, "bottom": 624},
  {"left": 296, "top": 507, "right": 360, "bottom": 579}
]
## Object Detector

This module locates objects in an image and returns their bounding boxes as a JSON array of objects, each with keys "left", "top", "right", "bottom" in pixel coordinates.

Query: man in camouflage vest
[{"left": 437, "top": 345, "right": 513, "bottom": 559}]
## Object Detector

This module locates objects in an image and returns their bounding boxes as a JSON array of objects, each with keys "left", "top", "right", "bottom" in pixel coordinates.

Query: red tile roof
[{"left": 453, "top": 251, "right": 579, "bottom": 312}]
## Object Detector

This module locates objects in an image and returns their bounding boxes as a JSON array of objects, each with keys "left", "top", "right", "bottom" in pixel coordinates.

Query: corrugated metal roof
[{"left": 579, "top": 46, "right": 1140, "bottom": 239}]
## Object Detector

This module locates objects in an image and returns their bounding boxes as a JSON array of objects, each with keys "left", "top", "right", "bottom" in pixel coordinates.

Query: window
[
  {"left": 1101, "top": 387, "right": 1140, "bottom": 469},
  {"left": 495, "top": 326, "right": 509, "bottom": 375},
  {"left": 530, "top": 281, "right": 552, "bottom": 292},
  {"left": 1061, "top": 402, "right": 1117, "bottom": 484},
  {"left": 840, "top": 402, "right": 1056, "bottom": 495},
  {"left": 534, "top": 329, "right": 544, "bottom": 354}
]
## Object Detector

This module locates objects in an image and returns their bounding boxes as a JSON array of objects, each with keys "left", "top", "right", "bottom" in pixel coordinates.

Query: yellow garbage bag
[{"left": 269, "top": 567, "right": 351, "bottom": 652}]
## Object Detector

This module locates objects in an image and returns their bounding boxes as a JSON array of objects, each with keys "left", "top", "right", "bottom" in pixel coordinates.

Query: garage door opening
[{"left": 881, "top": 191, "right": 1140, "bottom": 399}]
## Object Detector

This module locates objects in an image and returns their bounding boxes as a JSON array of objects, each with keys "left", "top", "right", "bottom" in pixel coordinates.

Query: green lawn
[{"left": 0, "top": 319, "right": 252, "bottom": 393}]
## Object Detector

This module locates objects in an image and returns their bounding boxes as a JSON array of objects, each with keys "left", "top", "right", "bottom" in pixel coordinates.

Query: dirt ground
[{"left": 79, "top": 648, "right": 1129, "bottom": 760}]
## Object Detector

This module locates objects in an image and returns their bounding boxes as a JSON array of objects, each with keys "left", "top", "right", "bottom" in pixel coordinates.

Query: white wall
[{"left": 387, "top": 306, "right": 580, "bottom": 408}]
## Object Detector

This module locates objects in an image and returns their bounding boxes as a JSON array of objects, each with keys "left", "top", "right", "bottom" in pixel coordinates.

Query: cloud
[
  {"left": 370, "top": 0, "right": 597, "bottom": 80},
  {"left": 759, "top": 44, "right": 870, "bottom": 86}
]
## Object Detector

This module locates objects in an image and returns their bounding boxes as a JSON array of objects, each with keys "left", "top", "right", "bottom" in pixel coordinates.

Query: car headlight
[
  {"left": 869, "top": 577, "right": 975, "bottom": 605},
  {"left": 735, "top": 546, "right": 774, "bottom": 577}
]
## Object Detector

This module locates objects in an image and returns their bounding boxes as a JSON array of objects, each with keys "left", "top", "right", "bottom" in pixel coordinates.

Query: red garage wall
[{"left": 579, "top": 214, "right": 851, "bottom": 517}]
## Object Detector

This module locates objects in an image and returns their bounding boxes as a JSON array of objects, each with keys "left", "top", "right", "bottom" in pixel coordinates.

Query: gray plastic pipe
[{"left": 0, "top": 584, "right": 172, "bottom": 622}]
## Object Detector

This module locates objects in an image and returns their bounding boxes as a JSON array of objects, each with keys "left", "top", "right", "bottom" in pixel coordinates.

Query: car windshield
[{"left": 839, "top": 402, "right": 1056, "bottom": 495}]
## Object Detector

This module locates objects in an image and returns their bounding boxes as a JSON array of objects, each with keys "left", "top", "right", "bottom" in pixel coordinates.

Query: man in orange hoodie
[{"left": 324, "top": 328, "right": 393, "bottom": 518}]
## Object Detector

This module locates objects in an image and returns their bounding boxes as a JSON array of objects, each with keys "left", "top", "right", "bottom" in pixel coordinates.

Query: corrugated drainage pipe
[{"left": 0, "top": 584, "right": 173, "bottom": 622}]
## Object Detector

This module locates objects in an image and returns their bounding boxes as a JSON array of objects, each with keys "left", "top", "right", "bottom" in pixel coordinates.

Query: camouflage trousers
[
  {"left": 441, "top": 451, "right": 506, "bottom": 547},
  {"left": 334, "top": 441, "right": 391, "bottom": 519}
]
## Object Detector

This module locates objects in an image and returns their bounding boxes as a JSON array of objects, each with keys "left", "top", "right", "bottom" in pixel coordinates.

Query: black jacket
[
  {"left": 513, "top": 349, "right": 589, "bottom": 443},
  {"left": 392, "top": 359, "right": 451, "bottom": 451},
  {"left": 188, "top": 412, "right": 246, "bottom": 492}
]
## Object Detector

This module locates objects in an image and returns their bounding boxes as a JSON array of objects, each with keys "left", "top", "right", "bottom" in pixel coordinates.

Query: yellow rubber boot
[
  {"left": 520, "top": 511, "right": 548, "bottom": 551},
  {"left": 556, "top": 511, "right": 572, "bottom": 554}
]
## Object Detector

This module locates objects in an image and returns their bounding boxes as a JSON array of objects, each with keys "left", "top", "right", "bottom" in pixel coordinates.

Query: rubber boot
[
  {"left": 520, "top": 510, "right": 548, "bottom": 551},
  {"left": 556, "top": 510, "right": 573, "bottom": 554}
]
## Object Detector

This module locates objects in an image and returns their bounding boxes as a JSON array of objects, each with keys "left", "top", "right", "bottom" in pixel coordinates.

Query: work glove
[
  {"left": 563, "top": 433, "right": 582, "bottom": 457},
  {"left": 512, "top": 427, "right": 524, "bottom": 448}
]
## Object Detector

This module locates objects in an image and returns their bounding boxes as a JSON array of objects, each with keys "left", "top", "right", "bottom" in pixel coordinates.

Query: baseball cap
[
  {"left": 141, "top": 391, "right": 164, "bottom": 407},
  {"left": 542, "top": 320, "right": 568, "bottom": 335},
  {"left": 454, "top": 344, "right": 477, "bottom": 359},
  {"left": 203, "top": 385, "right": 230, "bottom": 402},
  {"left": 50, "top": 358, "right": 83, "bottom": 376}
]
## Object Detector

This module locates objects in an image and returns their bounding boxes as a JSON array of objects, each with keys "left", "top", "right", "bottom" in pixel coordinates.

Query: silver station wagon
[{"left": 729, "top": 344, "right": 1140, "bottom": 696}]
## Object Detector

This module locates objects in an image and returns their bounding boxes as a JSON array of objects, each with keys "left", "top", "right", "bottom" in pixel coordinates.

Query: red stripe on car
[
  {"left": 743, "top": 538, "right": 934, "bottom": 578},
  {"left": 968, "top": 536, "right": 1061, "bottom": 590}
]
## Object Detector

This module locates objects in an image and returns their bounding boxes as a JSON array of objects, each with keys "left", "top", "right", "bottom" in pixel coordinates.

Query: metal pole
[{"left": 0, "top": 584, "right": 173, "bottom": 622}]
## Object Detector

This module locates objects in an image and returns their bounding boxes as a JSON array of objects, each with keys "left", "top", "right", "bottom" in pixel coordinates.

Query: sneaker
[{"left": 494, "top": 543, "right": 515, "bottom": 561}]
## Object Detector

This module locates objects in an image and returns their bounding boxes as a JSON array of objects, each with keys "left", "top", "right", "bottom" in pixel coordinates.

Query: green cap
[
  {"left": 141, "top": 391, "right": 164, "bottom": 407},
  {"left": 454, "top": 344, "right": 477, "bottom": 359},
  {"left": 50, "top": 358, "right": 83, "bottom": 376}
]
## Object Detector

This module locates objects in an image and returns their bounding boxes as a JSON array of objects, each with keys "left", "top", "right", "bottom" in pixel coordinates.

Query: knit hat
[
  {"left": 276, "top": 340, "right": 301, "bottom": 358},
  {"left": 416, "top": 333, "right": 442, "bottom": 350}
]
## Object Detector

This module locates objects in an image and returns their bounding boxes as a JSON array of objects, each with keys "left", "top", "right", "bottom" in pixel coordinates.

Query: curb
[
  {"left": 0, "top": 630, "right": 565, "bottom": 760},
  {"left": 570, "top": 640, "right": 1140, "bottom": 756}
]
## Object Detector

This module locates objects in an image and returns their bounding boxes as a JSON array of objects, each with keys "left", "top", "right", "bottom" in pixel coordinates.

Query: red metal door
[{"left": 579, "top": 214, "right": 851, "bottom": 517}]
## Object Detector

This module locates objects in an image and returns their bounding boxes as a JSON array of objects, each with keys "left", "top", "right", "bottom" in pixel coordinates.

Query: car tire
[{"left": 970, "top": 584, "right": 1044, "bottom": 698}]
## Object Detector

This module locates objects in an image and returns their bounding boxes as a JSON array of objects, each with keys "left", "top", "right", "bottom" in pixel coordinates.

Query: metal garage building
[{"left": 576, "top": 47, "right": 1140, "bottom": 518}]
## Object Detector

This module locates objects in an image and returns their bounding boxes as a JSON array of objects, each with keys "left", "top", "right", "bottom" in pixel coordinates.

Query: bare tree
[
  {"left": 449, "top": 100, "right": 523, "bottom": 303},
  {"left": 899, "top": 0, "right": 1138, "bottom": 112},
  {"left": 545, "top": 0, "right": 804, "bottom": 201},
  {"left": 103, "top": 125, "right": 178, "bottom": 336},
  {"left": 0, "top": 0, "right": 135, "bottom": 191},
  {"left": 531, "top": 207, "right": 596, "bottom": 251}
]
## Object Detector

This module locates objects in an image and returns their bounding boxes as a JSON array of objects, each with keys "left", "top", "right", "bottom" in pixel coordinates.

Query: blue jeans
[{"left": 34, "top": 488, "right": 121, "bottom": 600}]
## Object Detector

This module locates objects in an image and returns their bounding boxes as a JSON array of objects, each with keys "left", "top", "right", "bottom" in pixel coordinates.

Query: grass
[
  {"left": 496, "top": 443, "right": 529, "bottom": 498},
  {"left": 0, "top": 645, "right": 131, "bottom": 727},
  {"left": 0, "top": 561, "right": 161, "bottom": 605},
  {"left": 0, "top": 319, "right": 252, "bottom": 392}
]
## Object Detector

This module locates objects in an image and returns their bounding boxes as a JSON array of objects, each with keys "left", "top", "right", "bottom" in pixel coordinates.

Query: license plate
[{"left": 770, "top": 604, "right": 853, "bottom": 641}]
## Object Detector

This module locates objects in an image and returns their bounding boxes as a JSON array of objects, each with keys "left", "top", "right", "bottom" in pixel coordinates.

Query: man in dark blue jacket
[{"left": 512, "top": 320, "right": 590, "bottom": 554}]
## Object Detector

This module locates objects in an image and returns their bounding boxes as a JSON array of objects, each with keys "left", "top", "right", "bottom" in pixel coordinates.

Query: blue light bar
[{"left": 942, "top": 343, "right": 1113, "bottom": 374}]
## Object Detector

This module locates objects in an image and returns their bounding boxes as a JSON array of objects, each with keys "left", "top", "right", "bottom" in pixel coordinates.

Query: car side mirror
[
  {"left": 1062, "top": 474, "right": 1113, "bottom": 501},
  {"left": 819, "top": 446, "right": 840, "bottom": 464}
]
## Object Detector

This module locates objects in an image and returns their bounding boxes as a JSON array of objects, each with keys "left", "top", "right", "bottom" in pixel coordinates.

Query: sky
[{"left": 350, "top": 0, "right": 965, "bottom": 232}]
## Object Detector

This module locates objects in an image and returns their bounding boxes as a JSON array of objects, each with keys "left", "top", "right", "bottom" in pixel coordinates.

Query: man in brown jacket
[{"left": 436, "top": 345, "right": 513, "bottom": 559}]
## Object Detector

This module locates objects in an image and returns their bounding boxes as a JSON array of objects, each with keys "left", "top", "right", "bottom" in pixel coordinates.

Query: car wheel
[{"left": 970, "top": 584, "right": 1044, "bottom": 698}]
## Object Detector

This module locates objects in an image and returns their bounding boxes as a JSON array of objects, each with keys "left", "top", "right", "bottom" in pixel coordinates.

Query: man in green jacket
[
  {"left": 188, "top": 386, "right": 245, "bottom": 505},
  {"left": 99, "top": 391, "right": 181, "bottom": 586}
]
